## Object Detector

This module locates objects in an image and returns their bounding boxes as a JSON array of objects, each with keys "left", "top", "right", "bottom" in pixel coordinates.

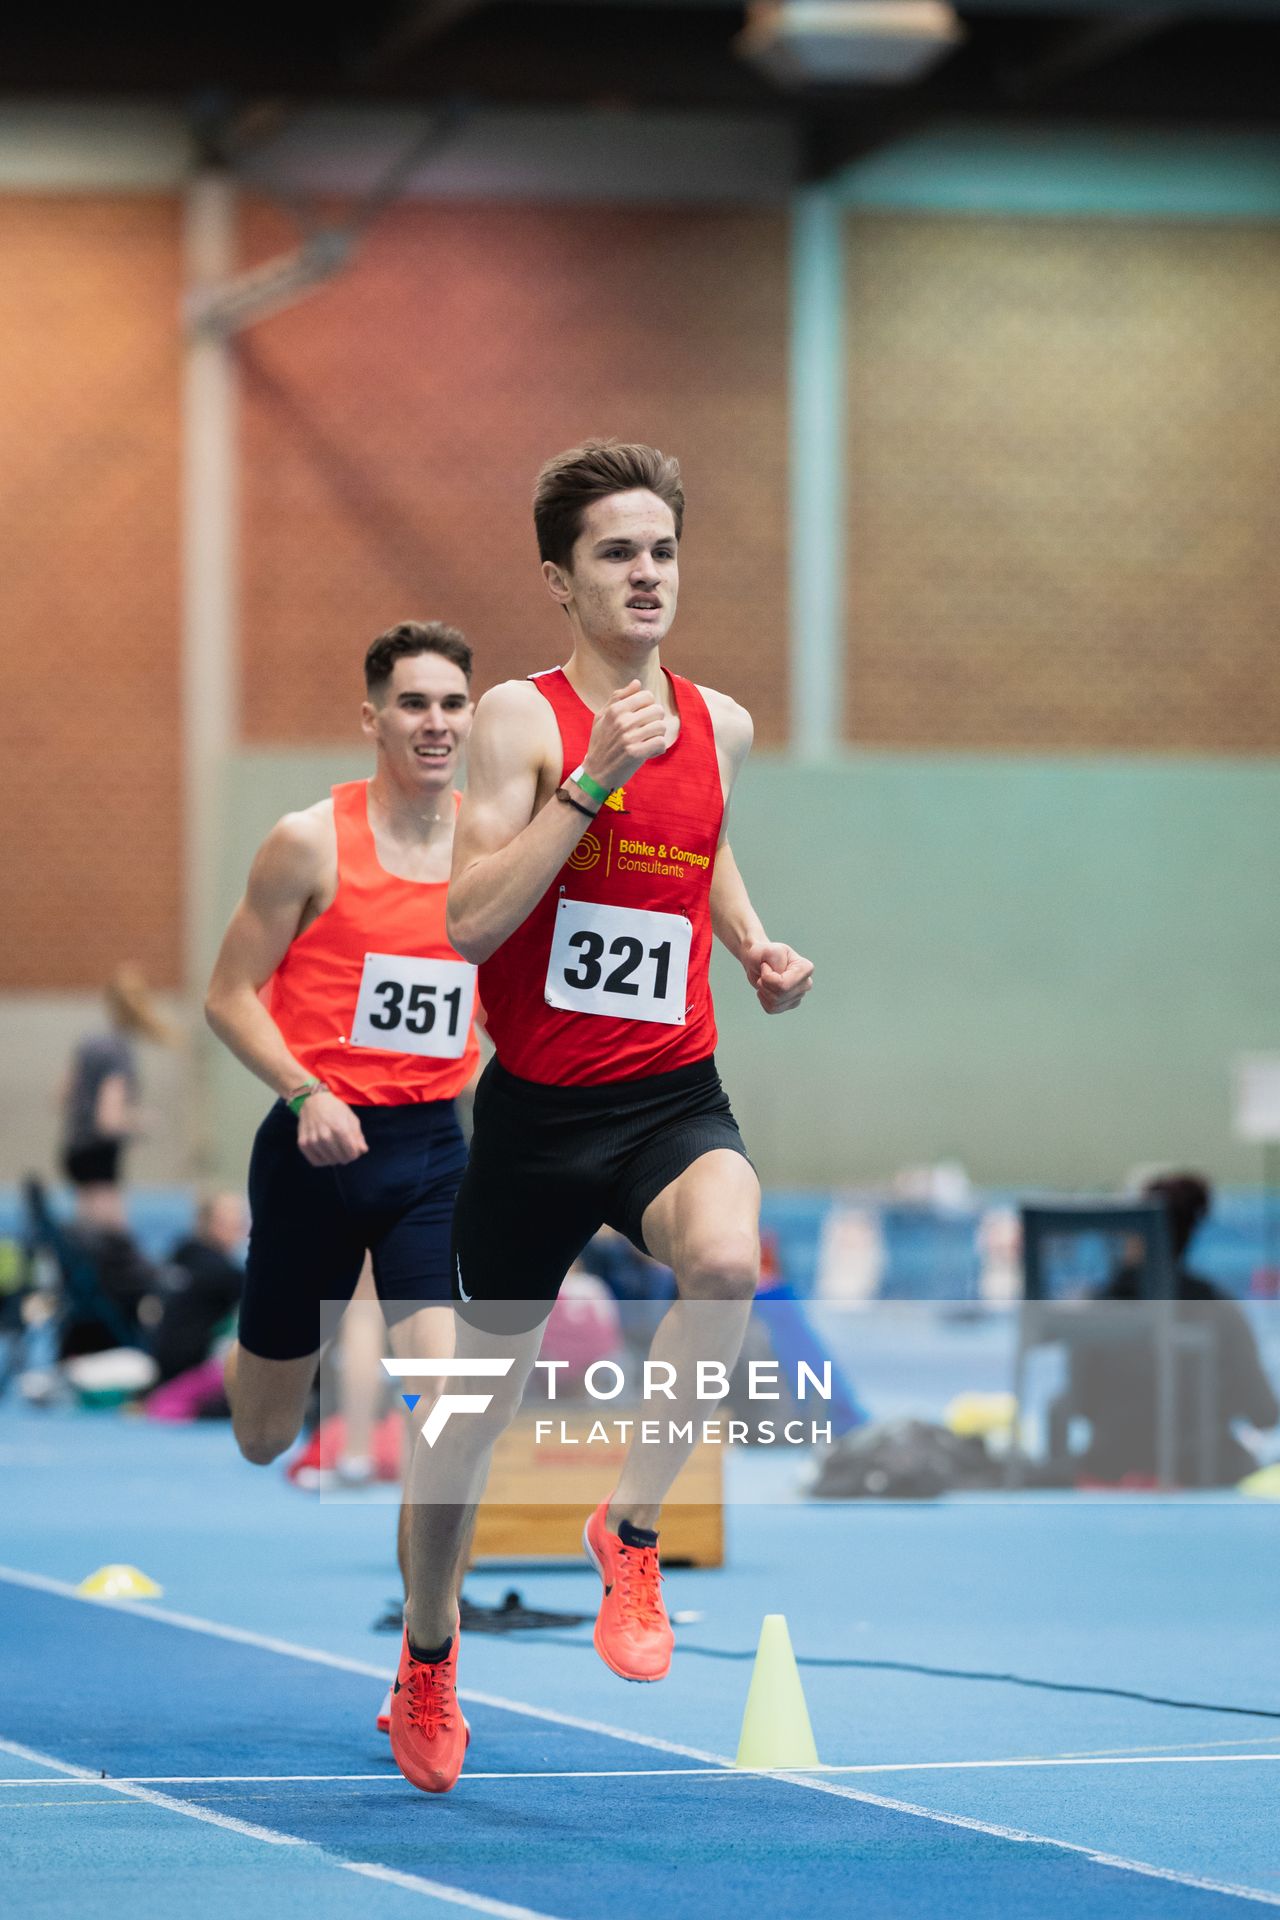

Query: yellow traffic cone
[
  {"left": 76, "top": 1564, "right": 163, "bottom": 1599},
  {"left": 734, "top": 1613, "right": 821, "bottom": 1769}
]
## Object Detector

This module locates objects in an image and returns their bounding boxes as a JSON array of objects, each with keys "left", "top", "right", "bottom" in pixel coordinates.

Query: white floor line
[
  {"left": 772, "top": 1773, "right": 1280, "bottom": 1910},
  {"left": 0, "top": 1769, "right": 737, "bottom": 1785},
  {"left": 1058, "top": 1734, "right": 1280, "bottom": 1760},
  {"left": 0, "top": 1564, "right": 390, "bottom": 1682},
  {"left": 0, "top": 1736, "right": 565, "bottom": 1920},
  {"left": 341, "top": 1861, "right": 561, "bottom": 1916},
  {"left": 2, "top": 1754, "right": 1280, "bottom": 1786},
  {"left": 817, "top": 1754, "right": 1280, "bottom": 1776},
  {"left": 4, "top": 1563, "right": 1278, "bottom": 1910},
  {"left": 0, "top": 1736, "right": 306, "bottom": 1847}
]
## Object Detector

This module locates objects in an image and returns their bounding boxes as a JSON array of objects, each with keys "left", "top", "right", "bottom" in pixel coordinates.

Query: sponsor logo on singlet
[
  {"left": 616, "top": 835, "right": 711, "bottom": 879},
  {"left": 566, "top": 833, "right": 602, "bottom": 872},
  {"left": 566, "top": 818, "right": 712, "bottom": 886}
]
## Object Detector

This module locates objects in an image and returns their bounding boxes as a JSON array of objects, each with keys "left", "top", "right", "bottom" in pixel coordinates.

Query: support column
[
  {"left": 181, "top": 168, "right": 238, "bottom": 1171},
  {"left": 788, "top": 183, "right": 846, "bottom": 760}
]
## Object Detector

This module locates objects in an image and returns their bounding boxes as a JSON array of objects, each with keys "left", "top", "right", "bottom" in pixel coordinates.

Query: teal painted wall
[
  {"left": 836, "top": 124, "right": 1280, "bottom": 219},
  {"left": 208, "top": 748, "right": 1280, "bottom": 1191}
]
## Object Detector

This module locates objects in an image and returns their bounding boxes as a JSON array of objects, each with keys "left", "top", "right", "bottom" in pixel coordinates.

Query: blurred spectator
[
  {"left": 59, "top": 964, "right": 177, "bottom": 1229},
  {"left": 58, "top": 1219, "right": 159, "bottom": 1360},
  {"left": 1069, "top": 1172, "right": 1279, "bottom": 1485},
  {"left": 146, "top": 1192, "right": 246, "bottom": 1385}
]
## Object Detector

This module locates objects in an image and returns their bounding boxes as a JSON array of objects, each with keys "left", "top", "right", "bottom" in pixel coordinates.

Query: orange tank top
[{"left": 269, "top": 781, "right": 479, "bottom": 1107}]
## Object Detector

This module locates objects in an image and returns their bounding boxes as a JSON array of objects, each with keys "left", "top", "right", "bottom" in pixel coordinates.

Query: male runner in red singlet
[
  {"left": 388, "top": 444, "right": 812, "bottom": 1794},
  {"left": 205, "top": 621, "right": 480, "bottom": 1732}
]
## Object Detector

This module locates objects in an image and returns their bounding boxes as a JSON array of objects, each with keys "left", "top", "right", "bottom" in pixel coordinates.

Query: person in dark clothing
[
  {"left": 57, "top": 1223, "right": 159, "bottom": 1359},
  {"left": 1070, "top": 1173, "right": 1279, "bottom": 1486},
  {"left": 60, "top": 964, "right": 177, "bottom": 1227},
  {"left": 149, "top": 1193, "right": 246, "bottom": 1384}
]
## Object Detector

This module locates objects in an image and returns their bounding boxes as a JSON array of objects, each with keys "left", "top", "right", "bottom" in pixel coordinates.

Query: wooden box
[{"left": 471, "top": 1407, "right": 723, "bottom": 1566}]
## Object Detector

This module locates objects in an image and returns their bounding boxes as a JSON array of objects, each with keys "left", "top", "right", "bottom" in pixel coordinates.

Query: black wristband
[{"left": 555, "top": 785, "right": 597, "bottom": 820}]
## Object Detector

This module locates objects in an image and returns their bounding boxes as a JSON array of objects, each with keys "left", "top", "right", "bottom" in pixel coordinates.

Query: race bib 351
[{"left": 350, "top": 953, "right": 476, "bottom": 1058}]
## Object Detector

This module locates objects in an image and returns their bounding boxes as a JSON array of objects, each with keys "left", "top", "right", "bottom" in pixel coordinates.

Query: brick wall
[
  {"left": 845, "top": 214, "right": 1280, "bottom": 750},
  {"left": 238, "top": 200, "right": 790, "bottom": 742},
  {"left": 0, "top": 197, "right": 182, "bottom": 987}
]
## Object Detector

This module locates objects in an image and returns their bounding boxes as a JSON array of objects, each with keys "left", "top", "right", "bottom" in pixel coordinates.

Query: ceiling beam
[
  {"left": 999, "top": 9, "right": 1183, "bottom": 101},
  {"left": 357, "top": 0, "right": 492, "bottom": 78}
]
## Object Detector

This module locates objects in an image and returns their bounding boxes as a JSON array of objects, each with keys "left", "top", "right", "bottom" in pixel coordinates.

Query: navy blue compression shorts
[{"left": 239, "top": 1098, "right": 466, "bottom": 1361}]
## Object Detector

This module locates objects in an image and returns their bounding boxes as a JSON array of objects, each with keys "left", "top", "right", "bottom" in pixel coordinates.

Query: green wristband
[
  {"left": 286, "top": 1080, "right": 324, "bottom": 1116},
  {"left": 571, "top": 765, "right": 610, "bottom": 808}
]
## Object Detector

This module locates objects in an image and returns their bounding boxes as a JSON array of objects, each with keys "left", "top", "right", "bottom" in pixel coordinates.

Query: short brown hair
[
  {"left": 364, "top": 621, "right": 472, "bottom": 699},
  {"left": 533, "top": 439, "right": 684, "bottom": 571}
]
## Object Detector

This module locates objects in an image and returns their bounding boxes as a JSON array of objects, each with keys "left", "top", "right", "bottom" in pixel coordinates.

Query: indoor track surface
[{"left": 2, "top": 1401, "right": 1277, "bottom": 1918}]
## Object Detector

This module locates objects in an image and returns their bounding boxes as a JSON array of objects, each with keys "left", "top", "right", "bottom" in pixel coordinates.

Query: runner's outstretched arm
[
  {"left": 204, "top": 814, "right": 368, "bottom": 1165},
  {"left": 711, "top": 844, "right": 814, "bottom": 1014},
  {"left": 447, "top": 677, "right": 666, "bottom": 963}
]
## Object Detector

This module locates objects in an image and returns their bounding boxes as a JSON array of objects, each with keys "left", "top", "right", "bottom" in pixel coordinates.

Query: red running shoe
[
  {"left": 388, "top": 1626, "right": 470, "bottom": 1793},
  {"left": 583, "top": 1501, "right": 673, "bottom": 1682},
  {"left": 375, "top": 1685, "right": 392, "bottom": 1734}
]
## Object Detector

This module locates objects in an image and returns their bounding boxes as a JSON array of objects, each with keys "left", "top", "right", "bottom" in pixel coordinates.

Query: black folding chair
[{"left": 21, "top": 1176, "right": 142, "bottom": 1355}]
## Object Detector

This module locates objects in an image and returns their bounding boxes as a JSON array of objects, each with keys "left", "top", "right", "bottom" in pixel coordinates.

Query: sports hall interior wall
[
  {"left": 238, "top": 197, "right": 790, "bottom": 742},
  {"left": 0, "top": 194, "right": 184, "bottom": 993},
  {"left": 843, "top": 212, "right": 1280, "bottom": 751},
  {"left": 1, "top": 107, "right": 1277, "bottom": 1192}
]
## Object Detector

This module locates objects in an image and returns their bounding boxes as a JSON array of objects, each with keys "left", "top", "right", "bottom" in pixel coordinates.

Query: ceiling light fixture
[{"left": 737, "top": 1, "right": 965, "bottom": 87}]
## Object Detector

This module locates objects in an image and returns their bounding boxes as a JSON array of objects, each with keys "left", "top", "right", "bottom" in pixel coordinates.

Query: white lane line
[
  {"left": 0, "top": 1564, "right": 389, "bottom": 1682},
  {"left": 0, "top": 1737, "right": 304, "bottom": 1847},
  {"left": 0, "top": 1770, "right": 731, "bottom": 1784},
  {"left": 0, "top": 1775, "right": 399, "bottom": 1785},
  {"left": 0, "top": 1736, "right": 566, "bottom": 1920},
  {"left": 774, "top": 1773, "right": 1280, "bottom": 1910},
  {"left": 1058, "top": 1735, "right": 1280, "bottom": 1759},
  {"left": 817, "top": 1754, "right": 1280, "bottom": 1776},
  {"left": 3, "top": 1564, "right": 1277, "bottom": 1910},
  {"left": 2, "top": 1754, "right": 1280, "bottom": 1785},
  {"left": 341, "top": 1862, "right": 562, "bottom": 1917}
]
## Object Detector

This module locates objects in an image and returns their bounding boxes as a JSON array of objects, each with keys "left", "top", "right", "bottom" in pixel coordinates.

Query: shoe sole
[
  {"left": 582, "top": 1519, "right": 671, "bottom": 1684},
  {"left": 390, "top": 1720, "right": 470, "bottom": 1794}
]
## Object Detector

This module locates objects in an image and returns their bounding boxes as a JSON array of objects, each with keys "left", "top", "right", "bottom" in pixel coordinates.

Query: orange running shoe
[
  {"left": 388, "top": 1625, "right": 470, "bottom": 1793},
  {"left": 379, "top": 1609, "right": 457, "bottom": 1736},
  {"left": 583, "top": 1501, "right": 674, "bottom": 1682}
]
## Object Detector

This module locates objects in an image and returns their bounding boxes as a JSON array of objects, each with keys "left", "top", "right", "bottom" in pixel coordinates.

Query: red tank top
[
  {"left": 479, "top": 668, "right": 723, "bottom": 1086},
  {"left": 270, "top": 781, "right": 480, "bottom": 1106}
]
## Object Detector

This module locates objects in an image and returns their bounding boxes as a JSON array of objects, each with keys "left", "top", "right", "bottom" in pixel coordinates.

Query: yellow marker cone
[
  {"left": 76, "top": 1564, "right": 163, "bottom": 1600},
  {"left": 734, "top": 1613, "right": 821, "bottom": 1770},
  {"left": 945, "top": 1391, "right": 1018, "bottom": 1440},
  {"left": 1238, "top": 1463, "right": 1280, "bottom": 1500}
]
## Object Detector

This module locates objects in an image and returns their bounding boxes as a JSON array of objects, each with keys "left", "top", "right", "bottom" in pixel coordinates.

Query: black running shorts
[
  {"left": 62, "top": 1141, "right": 123, "bottom": 1187},
  {"left": 239, "top": 1098, "right": 466, "bottom": 1361},
  {"left": 451, "top": 1054, "right": 752, "bottom": 1308}
]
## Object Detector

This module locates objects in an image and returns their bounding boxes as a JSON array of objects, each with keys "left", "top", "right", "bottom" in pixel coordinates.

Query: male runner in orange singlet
[
  {"left": 205, "top": 621, "right": 480, "bottom": 1733},
  {"left": 388, "top": 444, "right": 813, "bottom": 1794}
]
